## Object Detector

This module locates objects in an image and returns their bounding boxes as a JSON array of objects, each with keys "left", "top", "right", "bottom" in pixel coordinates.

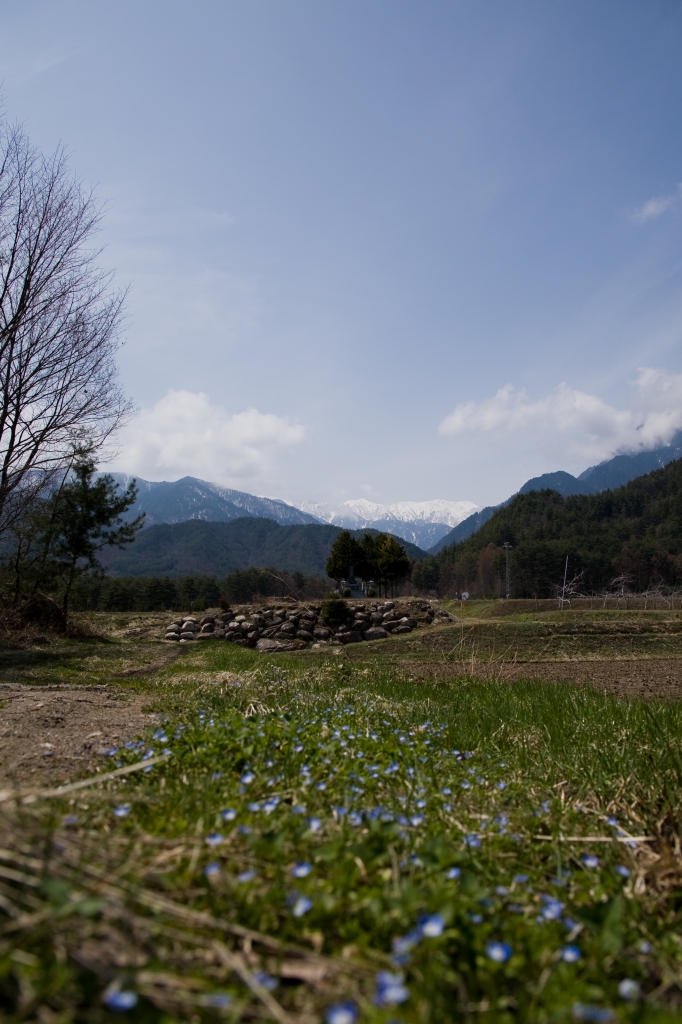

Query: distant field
[{"left": 2, "top": 605, "right": 682, "bottom": 1021}]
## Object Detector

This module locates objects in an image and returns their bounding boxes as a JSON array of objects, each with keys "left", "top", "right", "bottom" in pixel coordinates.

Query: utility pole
[
  {"left": 561, "top": 555, "right": 568, "bottom": 610},
  {"left": 503, "top": 542, "right": 512, "bottom": 599}
]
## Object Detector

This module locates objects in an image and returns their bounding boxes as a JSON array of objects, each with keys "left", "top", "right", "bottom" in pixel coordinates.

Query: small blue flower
[
  {"left": 419, "top": 913, "right": 444, "bottom": 938},
  {"left": 445, "top": 866, "right": 461, "bottom": 880},
  {"left": 441, "top": 787, "right": 452, "bottom": 795},
  {"left": 496, "top": 781, "right": 507, "bottom": 790},
  {"left": 615, "top": 864, "right": 630, "bottom": 878},
  {"left": 571, "top": 1004, "right": 613, "bottom": 1022},
  {"left": 308, "top": 817, "right": 322, "bottom": 833},
  {"left": 238, "top": 825, "right": 251, "bottom": 835},
  {"left": 292, "top": 804, "right": 307, "bottom": 814},
  {"left": 205, "top": 832, "right": 224, "bottom": 847},
  {"left": 292, "top": 895, "right": 313, "bottom": 917},
  {"left": 294, "top": 744, "right": 304, "bottom": 753},
  {"left": 513, "top": 874, "right": 528, "bottom": 884},
  {"left": 263, "top": 797, "right": 279, "bottom": 814},
  {"left": 241, "top": 771, "right": 255, "bottom": 785},
  {"left": 461, "top": 781, "right": 471, "bottom": 790},
  {"left": 540, "top": 896, "right": 564, "bottom": 921},
  {"left": 104, "top": 990, "right": 138, "bottom": 1011},
  {"left": 415, "top": 799, "right": 427, "bottom": 809},
  {"left": 292, "top": 862, "right": 312, "bottom": 878},
  {"left": 374, "top": 971, "right": 410, "bottom": 1006},
  {"left": 465, "top": 833, "right": 480, "bottom": 848},
  {"left": 247, "top": 802, "right": 261, "bottom": 813},
  {"left": 639, "top": 940, "right": 652, "bottom": 954},
  {"left": 253, "top": 971, "right": 278, "bottom": 991},
  {"left": 237, "top": 870, "right": 256, "bottom": 883},
  {"left": 606, "top": 816, "right": 619, "bottom": 827},
  {"left": 317, "top": 782, "right": 327, "bottom": 791},
  {"left": 335, "top": 806, "right": 348, "bottom": 817},
  {"left": 581, "top": 853, "right": 599, "bottom": 869},
  {"left": 348, "top": 812, "right": 362, "bottom": 826},
  {"left": 468, "top": 912, "right": 483, "bottom": 924},
  {"left": 617, "top": 979, "right": 640, "bottom": 1001},
  {"left": 409, "top": 814, "right": 425, "bottom": 827},
  {"left": 486, "top": 941, "right": 512, "bottom": 963},
  {"left": 561, "top": 945, "right": 581, "bottom": 962},
  {"left": 203, "top": 993, "right": 232, "bottom": 1009},
  {"left": 325, "top": 1001, "right": 358, "bottom": 1024},
  {"left": 222, "top": 808, "right": 237, "bottom": 821}
]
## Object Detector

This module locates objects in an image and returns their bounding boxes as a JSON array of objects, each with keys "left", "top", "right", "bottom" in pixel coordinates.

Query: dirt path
[
  {"left": 0, "top": 685, "right": 158, "bottom": 788},
  {"left": 408, "top": 658, "right": 682, "bottom": 699}
]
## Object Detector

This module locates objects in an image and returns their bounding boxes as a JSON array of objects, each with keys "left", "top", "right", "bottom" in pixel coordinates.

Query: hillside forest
[{"left": 415, "top": 457, "right": 682, "bottom": 599}]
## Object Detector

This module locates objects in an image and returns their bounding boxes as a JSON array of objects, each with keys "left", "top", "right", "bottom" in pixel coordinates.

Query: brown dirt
[
  {"left": 407, "top": 658, "right": 682, "bottom": 700},
  {"left": 0, "top": 685, "right": 158, "bottom": 788}
]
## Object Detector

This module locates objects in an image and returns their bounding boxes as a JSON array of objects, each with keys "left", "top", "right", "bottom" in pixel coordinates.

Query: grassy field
[{"left": 2, "top": 605, "right": 682, "bottom": 1022}]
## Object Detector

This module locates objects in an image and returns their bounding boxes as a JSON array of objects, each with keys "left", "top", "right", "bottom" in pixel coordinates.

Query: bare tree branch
[{"left": 0, "top": 121, "right": 131, "bottom": 533}]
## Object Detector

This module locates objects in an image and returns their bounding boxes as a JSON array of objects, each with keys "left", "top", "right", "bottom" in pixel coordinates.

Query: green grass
[{"left": 2, "top": 649, "right": 682, "bottom": 1022}]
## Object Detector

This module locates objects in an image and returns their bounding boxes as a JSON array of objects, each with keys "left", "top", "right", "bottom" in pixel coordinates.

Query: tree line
[{"left": 325, "top": 530, "right": 412, "bottom": 595}]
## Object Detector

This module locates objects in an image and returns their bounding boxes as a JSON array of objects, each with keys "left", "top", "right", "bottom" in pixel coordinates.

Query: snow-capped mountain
[{"left": 299, "top": 498, "right": 478, "bottom": 550}]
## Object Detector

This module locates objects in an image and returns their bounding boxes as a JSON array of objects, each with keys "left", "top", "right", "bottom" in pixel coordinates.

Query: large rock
[
  {"left": 297, "top": 629, "right": 314, "bottom": 641},
  {"left": 180, "top": 631, "right": 196, "bottom": 640},
  {"left": 394, "top": 624, "right": 413, "bottom": 634},
  {"left": 313, "top": 627, "right": 331, "bottom": 639},
  {"left": 364, "top": 627, "right": 388, "bottom": 641},
  {"left": 279, "top": 622, "right": 297, "bottom": 635},
  {"left": 257, "top": 638, "right": 282, "bottom": 652},
  {"left": 340, "top": 632, "right": 363, "bottom": 644}
]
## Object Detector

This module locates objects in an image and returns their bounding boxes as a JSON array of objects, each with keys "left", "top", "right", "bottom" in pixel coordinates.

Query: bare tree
[{"left": 0, "top": 120, "right": 130, "bottom": 534}]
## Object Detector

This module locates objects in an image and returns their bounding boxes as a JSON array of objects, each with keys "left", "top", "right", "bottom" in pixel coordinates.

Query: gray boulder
[
  {"left": 364, "top": 627, "right": 388, "bottom": 641},
  {"left": 256, "top": 638, "right": 281, "bottom": 652}
]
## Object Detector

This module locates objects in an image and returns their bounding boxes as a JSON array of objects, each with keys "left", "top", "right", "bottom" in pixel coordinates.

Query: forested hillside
[
  {"left": 413, "top": 458, "right": 682, "bottom": 597},
  {"left": 99, "top": 517, "right": 427, "bottom": 578}
]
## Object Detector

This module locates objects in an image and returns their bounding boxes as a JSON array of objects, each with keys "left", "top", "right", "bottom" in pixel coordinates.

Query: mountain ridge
[
  {"left": 99, "top": 517, "right": 428, "bottom": 578},
  {"left": 428, "top": 431, "right": 682, "bottom": 554}
]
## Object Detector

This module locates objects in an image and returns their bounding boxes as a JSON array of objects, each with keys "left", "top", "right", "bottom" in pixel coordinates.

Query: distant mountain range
[
  {"left": 99, "top": 518, "right": 428, "bottom": 578},
  {"left": 299, "top": 498, "right": 477, "bottom": 550},
  {"left": 428, "top": 431, "right": 682, "bottom": 554},
  {"left": 109, "top": 475, "right": 320, "bottom": 528}
]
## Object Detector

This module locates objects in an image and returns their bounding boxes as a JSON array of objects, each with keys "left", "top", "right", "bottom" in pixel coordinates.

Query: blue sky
[{"left": 3, "top": 1, "right": 682, "bottom": 508}]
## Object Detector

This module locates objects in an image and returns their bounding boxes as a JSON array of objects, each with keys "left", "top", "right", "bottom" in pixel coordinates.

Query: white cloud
[
  {"left": 111, "top": 390, "right": 306, "bottom": 485},
  {"left": 631, "top": 186, "right": 681, "bottom": 224},
  {"left": 439, "top": 368, "right": 682, "bottom": 464}
]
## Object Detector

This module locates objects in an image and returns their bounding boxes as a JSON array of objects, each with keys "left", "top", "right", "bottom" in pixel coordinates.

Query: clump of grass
[{"left": 2, "top": 666, "right": 682, "bottom": 1021}]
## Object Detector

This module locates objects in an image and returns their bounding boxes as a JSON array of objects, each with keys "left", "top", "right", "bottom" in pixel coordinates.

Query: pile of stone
[{"left": 164, "top": 599, "right": 454, "bottom": 652}]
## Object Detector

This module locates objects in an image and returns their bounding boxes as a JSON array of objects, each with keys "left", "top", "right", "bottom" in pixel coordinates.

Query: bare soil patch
[
  {"left": 0, "top": 685, "right": 158, "bottom": 788},
  {"left": 407, "top": 658, "right": 682, "bottom": 700}
]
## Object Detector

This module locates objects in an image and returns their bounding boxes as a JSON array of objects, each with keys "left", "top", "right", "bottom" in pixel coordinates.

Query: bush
[{"left": 321, "top": 593, "right": 350, "bottom": 627}]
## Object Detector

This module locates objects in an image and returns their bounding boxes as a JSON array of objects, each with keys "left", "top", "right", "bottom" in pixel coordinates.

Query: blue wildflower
[
  {"left": 247, "top": 802, "right": 261, "bottom": 813},
  {"left": 325, "top": 1002, "right": 358, "bottom": 1024},
  {"left": 307, "top": 817, "right": 322, "bottom": 832},
  {"left": 292, "top": 895, "right": 313, "bottom": 917},
  {"left": 374, "top": 971, "right": 410, "bottom": 1006},
  {"left": 445, "top": 867, "right": 461, "bottom": 880},
  {"left": 571, "top": 1004, "right": 613, "bottom": 1022},
  {"left": 205, "top": 832, "right": 224, "bottom": 847},
  {"left": 253, "top": 971, "right": 278, "bottom": 991},
  {"left": 292, "top": 862, "right": 312, "bottom": 878},
  {"left": 240, "top": 771, "right": 255, "bottom": 785},
  {"left": 615, "top": 864, "right": 630, "bottom": 878},
  {"left": 581, "top": 853, "right": 599, "bottom": 869},
  {"left": 221, "top": 809, "right": 237, "bottom": 821},
  {"left": 419, "top": 913, "right": 444, "bottom": 938},
  {"left": 465, "top": 833, "right": 480, "bottom": 848},
  {"left": 104, "top": 990, "right": 138, "bottom": 1011},
  {"left": 561, "top": 945, "right": 581, "bottom": 962},
  {"left": 203, "top": 993, "right": 232, "bottom": 1009},
  {"left": 237, "top": 870, "right": 256, "bottom": 883},
  {"left": 486, "top": 941, "right": 512, "bottom": 963},
  {"left": 617, "top": 979, "right": 640, "bottom": 1001}
]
